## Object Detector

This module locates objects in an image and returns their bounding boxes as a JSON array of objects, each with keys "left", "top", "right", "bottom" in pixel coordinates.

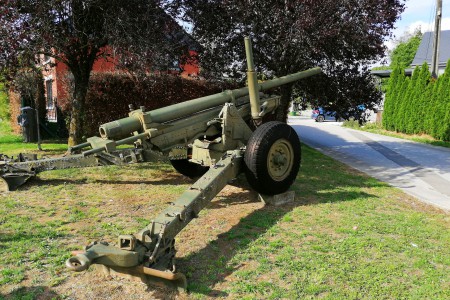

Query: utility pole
[{"left": 431, "top": 0, "right": 442, "bottom": 78}]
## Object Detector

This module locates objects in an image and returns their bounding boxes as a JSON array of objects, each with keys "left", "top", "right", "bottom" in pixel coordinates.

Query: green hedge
[
  {"left": 0, "top": 82, "right": 12, "bottom": 135},
  {"left": 383, "top": 61, "right": 450, "bottom": 141}
]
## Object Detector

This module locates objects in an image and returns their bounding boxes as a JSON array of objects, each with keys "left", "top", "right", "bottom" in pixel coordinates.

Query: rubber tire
[
  {"left": 316, "top": 115, "right": 325, "bottom": 122},
  {"left": 170, "top": 159, "right": 209, "bottom": 179},
  {"left": 244, "top": 121, "right": 301, "bottom": 195}
]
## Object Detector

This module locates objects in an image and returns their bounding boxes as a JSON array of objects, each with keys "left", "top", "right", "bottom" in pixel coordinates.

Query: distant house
[
  {"left": 40, "top": 50, "right": 121, "bottom": 122},
  {"left": 411, "top": 30, "right": 450, "bottom": 75},
  {"left": 371, "top": 30, "right": 450, "bottom": 79},
  {"left": 41, "top": 27, "right": 200, "bottom": 122},
  {"left": 369, "top": 30, "right": 450, "bottom": 123}
]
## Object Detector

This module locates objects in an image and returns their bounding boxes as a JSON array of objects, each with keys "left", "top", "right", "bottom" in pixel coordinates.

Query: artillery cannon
[{"left": 1, "top": 38, "right": 321, "bottom": 290}]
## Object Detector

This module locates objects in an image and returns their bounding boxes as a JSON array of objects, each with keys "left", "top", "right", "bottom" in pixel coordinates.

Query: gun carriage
[{"left": 1, "top": 38, "right": 321, "bottom": 290}]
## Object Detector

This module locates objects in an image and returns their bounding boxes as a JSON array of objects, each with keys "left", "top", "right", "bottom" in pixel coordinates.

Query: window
[{"left": 46, "top": 80, "right": 54, "bottom": 109}]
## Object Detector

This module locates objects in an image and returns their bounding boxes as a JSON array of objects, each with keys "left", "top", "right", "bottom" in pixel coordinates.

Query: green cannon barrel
[
  {"left": 149, "top": 67, "right": 321, "bottom": 123},
  {"left": 99, "top": 67, "right": 321, "bottom": 140},
  {"left": 99, "top": 114, "right": 141, "bottom": 139}
]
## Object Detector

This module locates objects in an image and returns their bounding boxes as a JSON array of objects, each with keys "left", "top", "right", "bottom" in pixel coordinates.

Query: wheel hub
[{"left": 267, "top": 138, "right": 294, "bottom": 181}]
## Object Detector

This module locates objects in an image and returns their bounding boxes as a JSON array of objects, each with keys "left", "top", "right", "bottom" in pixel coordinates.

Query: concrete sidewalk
[{"left": 288, "top": 117, "right": 450, "bottom": 211}]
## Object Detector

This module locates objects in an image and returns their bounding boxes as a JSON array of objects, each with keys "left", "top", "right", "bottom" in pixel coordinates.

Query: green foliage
[
  {"left": 382, "top": 66, "right": 403, "bottom": 131},
  {"left": 382, "top": 60, "right": 450, "bottom": 141},
  {"left": 390, "top": 30, "right": 422, "bottom": 68},
  {"left": 371, "top": 65, "right": 392, "bottom": 71},
  {"left": 426, "top": 74, "right": 441, "bottom": 134},
  {"left": 0, "top": 83, "right": 9, "bottom": 120},
  {"left": 0, "top": 82, "right": 15, "bottom": 138},
  {"left": 395, "top": 69, "right": 408, "bottom": 131},
  {"left": 372, "top": 30, "right": 422, "bottom": 95},
  {"left": 342, "top": 119, "right": 361, "bottom": 129},
  {"left": 433, "top": 63, "right": 450, "bottom": 141},
  {"left": 412, "top": 63, "right": 431, "bottom": 133},
  {"left": 403, "top": 66, "right": 420, "bottom": 133}
]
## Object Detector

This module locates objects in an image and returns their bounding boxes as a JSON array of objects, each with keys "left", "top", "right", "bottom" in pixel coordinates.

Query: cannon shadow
[
  {"left": 176, "top": 173, "right": 380, "bottom": 297},
  {"left": 18, "top": 170, "right": 193, "bottom": 190},
  {"left": 0, "top": 286, "right": 60, "bottom": 300}
]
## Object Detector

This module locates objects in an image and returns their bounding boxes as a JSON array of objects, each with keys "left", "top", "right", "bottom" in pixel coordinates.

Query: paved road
[{"left": 288, "top": 116, "right": 450, "bottom": 211}]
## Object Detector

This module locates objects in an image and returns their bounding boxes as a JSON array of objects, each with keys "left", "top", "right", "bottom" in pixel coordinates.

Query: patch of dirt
[
  {"left": 47, "top": 184, "right": 264, "bottom": 299},
  {"left": 85, "top": 186, "right": 259, "bottom": 298},
  {"left": 2, "top": 167, "right": 269, "bottom": 299},
  {"left": 54, "top": 270, "right": 181, "bottom": 300}
]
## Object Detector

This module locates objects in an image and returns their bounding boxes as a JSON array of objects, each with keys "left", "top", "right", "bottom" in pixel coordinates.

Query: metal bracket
[{"left": 119, "top": 235, "right": 136, "bottom": 251}]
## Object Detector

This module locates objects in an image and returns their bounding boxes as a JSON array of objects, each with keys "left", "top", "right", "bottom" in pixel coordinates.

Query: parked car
[
  {"left": 311, "top": 107, "right": 338, "bottom": 122},
  {"left": 312, "top": 105, "right": 368, "bottom": 123},
  {"left": 346, "top": 104, "right": 368, "bottom": 124}
]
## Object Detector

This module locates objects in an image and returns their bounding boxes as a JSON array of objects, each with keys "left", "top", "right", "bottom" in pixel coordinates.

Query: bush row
[
  {"left": 382, "top": 62, "right": 450, "bottom": 141},
  {"left": 59, "top": 73, "right": 236, "bottom": 137}
]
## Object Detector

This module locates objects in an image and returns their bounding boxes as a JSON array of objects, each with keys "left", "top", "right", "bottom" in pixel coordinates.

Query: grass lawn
[
  {"left": 0, "top": 84, "right": 67, "bottom": 156},
  {"left": 0, "top": 141, "right": 449, "bottom": 299},
  {"left": 0, "top": 137, "right": 68, "bottom": 156},
  {"left": 0, "top": 116, "right": 67, "bottom": 157}
]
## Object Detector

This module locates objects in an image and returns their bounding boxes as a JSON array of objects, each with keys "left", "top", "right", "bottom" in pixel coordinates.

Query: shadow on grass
[
  {"left": 1, "top": 286, "right": 60, "bottom": 300},
  {"left": 2, "top": 143, "right": 385, "bottom": 297},
  {"left": 177, "top": 192, "right": 374, "bottom": 297},
  {"left": 28, "top": 175, "right": 191, "bottom": 188},
  {"left": 177, "top": 146, "right": 385, "bottom": 297}
]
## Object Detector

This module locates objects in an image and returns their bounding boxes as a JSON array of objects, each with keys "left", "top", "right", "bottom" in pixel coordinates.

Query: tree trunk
[
  {"left": 34, "top": 71, "right": 46, "bottom": 123},
  {"left": 68, "top": 76, "right": 90, "bottom": 146},
  {"left": 275, "top": 83, "right": 293, "bottom": 122}
]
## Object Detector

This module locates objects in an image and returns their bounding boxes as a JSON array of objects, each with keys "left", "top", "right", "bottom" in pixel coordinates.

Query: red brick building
[{"left": 41, "top": 47, "right": 199, "bottom": 123}]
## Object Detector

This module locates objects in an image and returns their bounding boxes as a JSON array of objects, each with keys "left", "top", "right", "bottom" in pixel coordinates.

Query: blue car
[
  {"left": 312, "top": 105, "right": 367, "bottom": 122},
  {"left": 311, "top": 107, "right": 337, "bottom": 122}
]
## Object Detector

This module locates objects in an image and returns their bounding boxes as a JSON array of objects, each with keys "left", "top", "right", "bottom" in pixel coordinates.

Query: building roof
[
  {"left": 371, "top": 69, "right": 413, "bottom": 78},
  {"left": 411, "top": 30, "right": 450, "bottom": 67}
]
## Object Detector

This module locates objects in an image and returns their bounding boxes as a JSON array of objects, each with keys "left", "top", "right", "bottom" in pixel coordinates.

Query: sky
[{"left": 387, "top": 0, "right": 450, "bottom": 49}]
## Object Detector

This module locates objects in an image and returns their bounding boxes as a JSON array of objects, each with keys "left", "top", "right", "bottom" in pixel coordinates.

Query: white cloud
[
  {"left": 405, "top": 17, "right": 450, "bottom": 34},
  {"left": 372, "top": 1, "right": 450, "bottom": 66},
  {"left": 392, "top": 0, "right": 450, "bottom": 37},
  {"left": 386, "top": 17, "right": 450, "bottom": 50}
]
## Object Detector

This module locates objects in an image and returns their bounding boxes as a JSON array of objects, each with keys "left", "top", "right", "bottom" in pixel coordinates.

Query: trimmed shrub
[
  {"left": 382, "top": 60, "right": 450, "bottom": 141},
  {"left": 433, "top": 64, "right": 450, "bottom": 140},
  {"left": 382, "top": 66, "right": 402, "bottom": 130}
]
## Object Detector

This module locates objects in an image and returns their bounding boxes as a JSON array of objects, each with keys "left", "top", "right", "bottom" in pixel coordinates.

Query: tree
[
  {"left": 425, "top": 72, "right": 440, "bottom": 134},
  {"left": 0, "top": 0, "right": 184, "bottom": 145},
  {"left": 176, "top": 0, "right": 404, "bottom": 120},
  {"left": 411, "top": 62, "right": 431, "bottom": 134},
  {"left": 382, "top": 65, "right": 402, "bottom": 130},
  {"left": 395, "top": 75, "right": 409, "bottom": 132},
  {"left": 372, "top": 28, "right": 422, "bottom": 70},
  {"left": 403, "top": 65, "right": 420, "bottom": 133},
  {"left": 433, "top": 62, "right": 450, "bottom": 140},
  {"left": 389, "top": 28, "right": 422, "bottom": 68}
]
